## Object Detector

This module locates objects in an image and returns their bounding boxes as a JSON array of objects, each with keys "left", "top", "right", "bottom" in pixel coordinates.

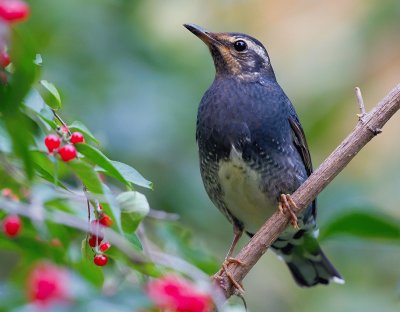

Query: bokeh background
[{"left": 25, "top": 0, "right": 400, "bottom": 311}]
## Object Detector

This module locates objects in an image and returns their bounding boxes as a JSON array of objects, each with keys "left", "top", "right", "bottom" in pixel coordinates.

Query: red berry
[
  {"left": 93, "top": 254, "right": 108, "bottom": 266},
  {"left": 3, "top": 215, "right": 22, "bottom": 237},
  {"left": 44, "top": 134, "right": 61, "bottom": 153},
  {"left": 88, "top": 235, "right": 103, "bottom": 247},
  {"left": 99, "top": 214, "right": 113, "bottom": 227},
  {"left": 0, "top": 0, "right": 30, "bottom": 23},
  {"left": 58, "top": 144, "right": 77, "bottom": 161},
  {"left": 70, "top": 132, "right": 85, "bottom": 144},
  {"left": 99, "top": 242, "right": 111, "bottom": 252},
  {"left": 0, "top": 50, "right": 10, "bottom": 68}
]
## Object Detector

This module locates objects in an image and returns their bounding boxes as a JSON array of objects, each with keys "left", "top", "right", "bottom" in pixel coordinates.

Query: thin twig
[
  {"left": 355, "top": 86, "right": 366, "bottom": 118},
  {"left": 83, "top": 186, "right": 91, "bottom": 222},
  {"left": 51, "top": 109, "right": 72, "bottom": 136},
  {"left": 215, "top": 84, "right": 400, "bottom": 298}
]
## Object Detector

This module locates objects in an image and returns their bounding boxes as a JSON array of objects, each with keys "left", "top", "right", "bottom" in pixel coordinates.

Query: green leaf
[
  {"left": 81, "top": 237, "right": 94, "bottom": 261},
  {"left": 76, "top": 239, "right": 104, "bottom": 287},
  {"left": 22, "top": 105, "right": 54, "bottom": 133},
  {"left": 124, "top": 232, "right": 143, "bottom": 251},
  {"left": 69, "top": 121, "right": 99, "bottom": 144},
  {"left": 37, "top": 80, "right": 62, "bottom": 110},
  {"left": 75, "top": 144, "right": 128, "bottom": 187},
  {"left": 320, "top": 211, "right": 400, "bottom": 241},
  {"left": 31, "top": 151, "right": 69, "bottom": 189},
  {"left": 38, "top": 112, "right": 57, "bottom": 130},
  {"left": 68, "top": 159, "right": 103, "bottom": 194},
  {"left": 0, "top": 28, "right": 36, "bottom": 110},
  {"left": 5, "top": 113, "right": 35, "bottom": 180},
  {"left": 35, "top": 165, "right": 69, "bottom": 190},
  {"left": 109, "top": 161, "right": 152, "bottom": 189},
  {"left": 0, "top": 28, "right": 37, "bottom": 179},
  {"left": 117, "top": 191, "right": 150, "bottom": 233}
]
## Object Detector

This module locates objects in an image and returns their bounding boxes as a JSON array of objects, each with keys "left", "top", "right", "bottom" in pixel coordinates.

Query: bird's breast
[{"left": 217, "top": 146, "right": 276, "bottom": 233}]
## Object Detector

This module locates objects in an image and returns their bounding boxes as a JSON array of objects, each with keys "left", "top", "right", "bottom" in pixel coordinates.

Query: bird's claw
[
  {"left": 213, "top": 257, "right": 245, "bottom": 294},
  {"left": 225, "top": 257, "right": 245, "bottom": 266},
  {"left": 278, "top": 194, "right": 299, "bottom": 229}
]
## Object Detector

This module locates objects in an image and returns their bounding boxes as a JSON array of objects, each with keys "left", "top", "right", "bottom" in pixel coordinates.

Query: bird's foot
[
  {"left": 278, "top": 194, "right": 299, "bottom": 229},
  {"left": 213, "top": 257, "right": 245, "bottom": 294}
]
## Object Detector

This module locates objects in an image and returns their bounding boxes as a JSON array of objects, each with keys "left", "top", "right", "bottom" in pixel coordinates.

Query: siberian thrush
[{"left": 184, "top": 24, "right": 344, "bottom": 287}]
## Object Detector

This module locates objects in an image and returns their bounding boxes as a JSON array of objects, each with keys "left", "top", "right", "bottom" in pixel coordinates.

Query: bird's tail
[{"left": 272, "top": 233, "right": 344, "bottom": 287}]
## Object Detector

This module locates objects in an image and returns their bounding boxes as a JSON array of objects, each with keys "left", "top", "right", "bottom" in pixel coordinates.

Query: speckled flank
[{"left": 217, "top": 145, "right": 277, "bottom": 234}]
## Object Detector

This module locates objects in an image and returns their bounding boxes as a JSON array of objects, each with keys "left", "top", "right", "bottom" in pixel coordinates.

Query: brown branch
[{"left": 215, "top": 83, "right": 400, "bottom": 298}]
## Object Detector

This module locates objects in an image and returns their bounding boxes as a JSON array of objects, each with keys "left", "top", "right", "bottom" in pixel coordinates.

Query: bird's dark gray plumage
[{"left": 184, "top": 24, "right": 343, "bottom": 287}]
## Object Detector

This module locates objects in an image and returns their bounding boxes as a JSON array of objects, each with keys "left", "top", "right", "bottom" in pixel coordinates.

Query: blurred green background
[{"left": 24, "top": 0, "right": 400, "bottom": 311}]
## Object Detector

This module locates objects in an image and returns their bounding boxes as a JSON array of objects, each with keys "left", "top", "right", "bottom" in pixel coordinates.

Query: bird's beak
[{"left": 183, "top": 23, "right": 219, "bottom": 47}]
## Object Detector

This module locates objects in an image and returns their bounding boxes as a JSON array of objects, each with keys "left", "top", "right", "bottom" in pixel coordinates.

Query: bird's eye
[{"left": 233, "top": 40, "right": 247, "bottom": 52}]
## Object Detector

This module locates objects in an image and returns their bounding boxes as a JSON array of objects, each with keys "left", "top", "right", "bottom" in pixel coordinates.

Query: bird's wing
[
  {"left": 287, "top": 109, "right": 316, "bottom": 218},
  {"left": 288, "top": 115, "right": 313, "bottom": 176}
]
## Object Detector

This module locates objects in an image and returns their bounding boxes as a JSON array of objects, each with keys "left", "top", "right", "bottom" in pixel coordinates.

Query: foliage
[{"left": 0, "top": 4, "right": 223, "bottom": 311}]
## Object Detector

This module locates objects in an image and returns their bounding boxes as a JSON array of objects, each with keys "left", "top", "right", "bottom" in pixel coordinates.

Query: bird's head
[{"left": 184, "top": 23, "right": 275, "bottom": 81}]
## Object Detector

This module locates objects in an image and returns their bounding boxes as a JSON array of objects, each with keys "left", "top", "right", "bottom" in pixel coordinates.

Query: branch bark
[{"left": 215, "top": 83, "right": 400, "bottom": 298}]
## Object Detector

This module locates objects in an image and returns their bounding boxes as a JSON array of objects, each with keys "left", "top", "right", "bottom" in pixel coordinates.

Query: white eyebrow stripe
[{"left": 247, "top": 40, "right": 269, "bottom": 63}]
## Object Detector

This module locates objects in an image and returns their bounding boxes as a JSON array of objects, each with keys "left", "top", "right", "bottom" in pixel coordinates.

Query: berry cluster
[
  {"left": 88, "top": 205, "right": 113, "bottom": 267},
  {"left": 1, "top": 189, "right": 22, "bottom": 238},
  {"left": 44, "top": 127, "right": 84, "bottom": 162}
]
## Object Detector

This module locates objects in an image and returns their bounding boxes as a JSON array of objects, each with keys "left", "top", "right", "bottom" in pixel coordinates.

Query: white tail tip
[{"left": 332, "top": 276, "right": 345, "bottom": 285}]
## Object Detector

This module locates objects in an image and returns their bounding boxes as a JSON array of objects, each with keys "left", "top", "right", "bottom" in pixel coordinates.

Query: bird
[{"left": 184, "top": 23, "right": 344, "bottom": 287}]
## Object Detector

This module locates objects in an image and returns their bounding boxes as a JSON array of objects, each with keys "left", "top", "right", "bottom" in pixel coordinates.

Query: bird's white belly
[{"left": 218, "top": 148, "right": 276, "bottom": 234}]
